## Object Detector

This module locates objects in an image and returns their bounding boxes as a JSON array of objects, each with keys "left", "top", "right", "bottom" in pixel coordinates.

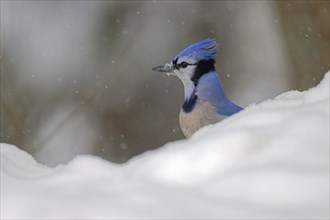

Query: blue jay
[{"left": 153, "top": 39, "right": 243, "bottom": 138}]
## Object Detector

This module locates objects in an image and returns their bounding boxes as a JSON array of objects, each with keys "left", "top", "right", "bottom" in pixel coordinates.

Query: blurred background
[{"left": 1, "top": 1, "right": 329, "bottom": 166}]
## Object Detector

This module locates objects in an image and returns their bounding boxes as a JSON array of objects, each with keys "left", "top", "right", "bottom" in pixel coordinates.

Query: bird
[{"left": 152, "top": 39, "right": 243, "bottom": 138}]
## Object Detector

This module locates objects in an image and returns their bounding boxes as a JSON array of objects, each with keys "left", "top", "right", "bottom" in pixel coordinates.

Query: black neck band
[
  {"left": 182, "top": 59, "right": 215, "bottom": 113},
  {"left": 182, "top": 92, "right": 198, "bottom": 113},
  {"left": 191, "top": 59, "right": 215, "bottom": 86}
]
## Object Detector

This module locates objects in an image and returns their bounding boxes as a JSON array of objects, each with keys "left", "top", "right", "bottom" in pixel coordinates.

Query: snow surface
[{"left": 1, "top": 72, "right": 329, "bottom": 219}]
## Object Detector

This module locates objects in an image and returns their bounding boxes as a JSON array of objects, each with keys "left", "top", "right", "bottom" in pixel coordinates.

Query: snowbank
[{"left": 1, "top": 72, "right": 329, "bottom": 219}]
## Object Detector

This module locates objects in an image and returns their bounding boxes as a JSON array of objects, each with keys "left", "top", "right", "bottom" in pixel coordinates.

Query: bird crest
[{"left": 174, "top": 38, "right": 219, "bottom": 61}]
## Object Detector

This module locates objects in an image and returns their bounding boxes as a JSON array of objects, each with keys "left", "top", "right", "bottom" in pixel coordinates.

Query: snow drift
[{"left": 1, "top": 72, "right": 329, "bottom": 219}]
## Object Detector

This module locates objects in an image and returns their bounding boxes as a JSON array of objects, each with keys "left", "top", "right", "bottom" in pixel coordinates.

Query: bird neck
[
  {"left": 196, "top": 71, "right": 226, "bottom": 102},
  {"left": 182, "top": 85, "right": 198, "bottom": 113},
  {"left": 182, "top": 69, "right": 225, "bottom": 113},
  {"left": 196, "top": 71, "right": 243, "bottom": 116},
  {"left": 181, "top": 60, "right": 220, "bottom": 113}
]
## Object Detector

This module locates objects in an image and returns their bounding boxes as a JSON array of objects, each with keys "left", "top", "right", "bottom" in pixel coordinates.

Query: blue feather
[
  {"left": 174, "top": 39, "right": 218, "bottom": 61},
  {"left": 196, "top": 71, "right": 243, "bottom": 116},
  {"left": 152, "top": 38, "right": 243, "bottom": 138}
]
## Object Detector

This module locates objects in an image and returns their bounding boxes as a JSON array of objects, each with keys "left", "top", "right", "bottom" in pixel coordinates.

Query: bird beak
[{"left": 152, "top": 63, "right": 175, "bottom": 73}]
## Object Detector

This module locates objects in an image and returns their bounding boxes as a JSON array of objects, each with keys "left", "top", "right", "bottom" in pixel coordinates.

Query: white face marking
[
  {"left": 172, "top": 56, "right": 198, "bottom": 100},
  {"left": 173, "top": 56, "right": 198, "bottom": 78}
]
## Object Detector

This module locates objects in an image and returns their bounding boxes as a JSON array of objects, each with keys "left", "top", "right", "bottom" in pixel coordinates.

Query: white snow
[{"left": 1, "top": 72, "right": 329, "bottom": 219}]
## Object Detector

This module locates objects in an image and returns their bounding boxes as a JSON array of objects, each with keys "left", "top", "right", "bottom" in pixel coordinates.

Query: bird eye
[{"left": 181, "top": 62, "right": 188, "bottom": 68}]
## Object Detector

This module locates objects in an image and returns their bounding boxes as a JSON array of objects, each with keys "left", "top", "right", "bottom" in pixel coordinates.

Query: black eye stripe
[{"left": 173, "top": 62, "right": 197, "bottom": 69}]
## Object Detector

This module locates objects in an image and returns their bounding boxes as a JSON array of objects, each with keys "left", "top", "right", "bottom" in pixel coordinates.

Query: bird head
[{"left": 152, "top": 39, "right": 218, "bottom": 86}]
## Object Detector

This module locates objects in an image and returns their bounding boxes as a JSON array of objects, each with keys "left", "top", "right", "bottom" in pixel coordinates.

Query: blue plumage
[
  {"left": 153, "top": 39, "right": 243, "bottom": 138},
  {"left": 174, "top": 38, "right": 218, "bottom": 61}
]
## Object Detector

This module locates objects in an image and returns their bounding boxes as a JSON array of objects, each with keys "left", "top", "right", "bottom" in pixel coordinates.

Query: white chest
[{"left": 179, "top": 102, "right": 225, "bottom": 138}]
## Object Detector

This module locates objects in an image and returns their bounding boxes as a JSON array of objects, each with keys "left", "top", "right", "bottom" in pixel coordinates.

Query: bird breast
[{"left": 179, "top": 101, "right": 226, "bottom": 138}]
